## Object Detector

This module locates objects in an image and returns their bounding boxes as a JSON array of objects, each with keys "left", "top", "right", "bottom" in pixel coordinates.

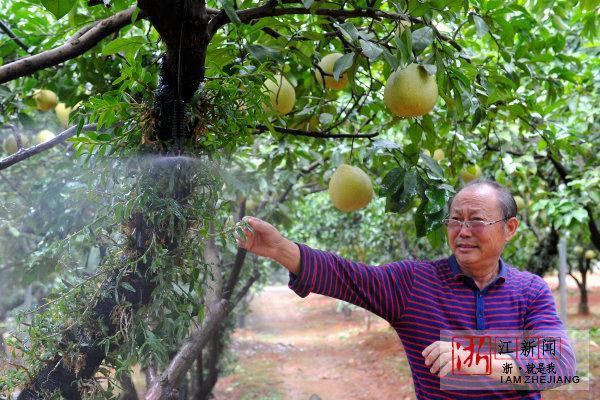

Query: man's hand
[
  {"left": 235, "top": 216, "right": 301, "bottom": 274},
  {"left": 423, "top": 340, "right": 524, "bottom": 389},
  {"left": 422, "top": 340, "right": 456, "bottom": 377}
]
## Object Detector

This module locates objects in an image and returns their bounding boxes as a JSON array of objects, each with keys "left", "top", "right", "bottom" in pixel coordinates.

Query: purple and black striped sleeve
[
  {"left": 511, "top": 275, "right": 577, "bottom": 390},
  {"left": 288, "top": 243, "right": 415, "bottom": 323}
]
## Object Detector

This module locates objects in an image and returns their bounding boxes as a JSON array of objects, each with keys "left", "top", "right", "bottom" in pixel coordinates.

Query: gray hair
[{"left": 447, "top": 179, "right": 517, "bottom": 219}]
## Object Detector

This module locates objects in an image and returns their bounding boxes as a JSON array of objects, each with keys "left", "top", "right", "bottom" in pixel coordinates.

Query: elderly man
[{"left": 235, "top": 179, "right": 576, "bottom": 399}]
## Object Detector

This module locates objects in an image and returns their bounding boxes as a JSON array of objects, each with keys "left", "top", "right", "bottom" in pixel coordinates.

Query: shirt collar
[{"left": 448, "top": 255, "right": 507, "bottom": 284}]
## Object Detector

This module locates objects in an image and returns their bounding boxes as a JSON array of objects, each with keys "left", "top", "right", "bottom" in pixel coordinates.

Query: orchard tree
[{"left": 0, "top": 0, "right": 598, "bottom": 399}]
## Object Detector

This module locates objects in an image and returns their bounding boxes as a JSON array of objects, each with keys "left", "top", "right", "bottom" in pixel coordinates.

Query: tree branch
[
  {"left": 144, "top": 300, "right": 228, "bottom": 400},
  {"left": 254, "top": 124, "right": 378, "bottom": 139},
  {"left": 585, "top": 205, "right": 600, "bottom": 251},
  {"left": 208, "top": 2, "right": 462, "bottom": 52},
  {"left": 232, "top": 270, "right": 261, "bottom": 306},
  {"left": 0, "top": 7, "right": 140, "bottom": 84},
  {"left": 568, "top": 271, "right": 583, "bottom": 290},
  {"left": 221, "top": 246, "right": 248, "bottom": 302},
  {"left": 0, "top": 19, "right": 31, "bottom": 54},
  {"left": 0, "top": 124, "right": 98, "bottom": 171}
]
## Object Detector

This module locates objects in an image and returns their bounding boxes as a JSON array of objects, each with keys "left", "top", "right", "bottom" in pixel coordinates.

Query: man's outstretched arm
[{"left": 235, "top": 216, "right": 415, "bottom": 323}]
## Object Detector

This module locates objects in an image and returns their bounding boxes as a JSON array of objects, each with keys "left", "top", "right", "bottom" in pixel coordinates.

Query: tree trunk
[
  {"left": 195, "top": 332, "right": 222, "bottom": 400},
  {"left": 17, "top": 2, "right": 211, "bottom": 398},
  {"left": 578, "top": 286, "right": 589, "bottom": 315},
  {"left": 119, "top": 372, "right": 140, "bottom": 400},
  {"left": 192, "top": 352, "right": 203, "bottom": 398},
  {"left": 177, "top": 375, "right": 189, "bottom": 400},
  {"left": 578, "top": 260, "right": 590, "bottom": 315}
]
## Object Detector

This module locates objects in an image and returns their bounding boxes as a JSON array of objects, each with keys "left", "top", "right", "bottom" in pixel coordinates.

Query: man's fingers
[
  {"left": 424, "top": 349, "right": 440, "bottom": 368},
  {"left": 423, "top": 342, "right": 441, "bottom": 367},
  {"left": 430, "top": 351, "right": 451, "bottom": 375},
  {"left": 438, "top": 355, "right": 453, "bottom": 377},
  {"left": 422, "top": 341, "right": 437, "bottom": 359},
  {"left": 241, "top": 216, "right": 259, "bottom": 231}
]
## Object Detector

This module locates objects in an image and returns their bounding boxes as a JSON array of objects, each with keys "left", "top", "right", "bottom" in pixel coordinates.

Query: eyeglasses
[{"left": 442, "top": 218, "right": 507, "bottom": 232}]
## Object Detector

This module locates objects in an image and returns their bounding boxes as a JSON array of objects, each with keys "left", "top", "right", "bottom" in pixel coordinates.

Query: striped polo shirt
[{"left": 288, "top": 244, "right": 577, "bottom": 399}]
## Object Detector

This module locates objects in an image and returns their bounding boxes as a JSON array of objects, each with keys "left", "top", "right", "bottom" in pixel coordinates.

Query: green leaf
[
  {"left": 333, "top": 52, "right": 354, "bottom": 81},
  {"left": 41, "top": 0, "right": 76, "bottom": 20},
  {"left": 223, "top": 0, "right": 241, "bottom": 25},
  {"left": 398, "top": 28, "right": 412, "bottom": 65},
  {"left": 414, "top": 203, "right": 427, "bottom": 237},
  {"left": 102, "top": 36, "right": 147, "bottom": 57},
  {"left": 424, "top": 189, "right": 446, "bottom": 215},
  {"left": 403, "top": 169, "right": 419, "bottom": 199},
  {"left": 412, "top": 27, "right": 434, "bottom": 52},
  {"left": 339, "top": 22, "right": 359, "bottom": 42},
  {"left": 121, "top": 282, "right": 136, "bottom": 292},
  {"left": 472, "top": 14, "right": 489, "bottom": 38},
  {"left": 408, "top": 123, "right": 422, "bottom": 146},
  {"left": 379, "top": 167, "right": 405, "bottom": 197},
  {"left": 471, "top": 107, "right": 484, "bottom": 130},
  {"left": 387, "top": 189, "right": 413, "bottom": 213},
  {"left": 420, "top": 154, "right": 444, "bottom": 180},
  {"left": 427, "top": 228, "right": 444, "bottom": 248},
  {"left": 571, "top": 209, "right": 588, "bottom": 224},
  {"left": 404, "top": 144, "right": 421, "bottom": 165},
  {"left": 381, "top": 47, "right": 399, "bottom": 71},
  {"left": 359, "top": 39, "right": 383, "bottom": 61}
]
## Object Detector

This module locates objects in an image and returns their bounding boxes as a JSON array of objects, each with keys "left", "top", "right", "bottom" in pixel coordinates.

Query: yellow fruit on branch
[
  {"left": 33, "top": 89, "right": 58, "bottom": 111},
  {"left": 263, "top": 74, "right": 295, "bottom": 115},
  {"left": 433, "top": 148, "right": 445, "bottom": 162},
  {"left": 55, "top": 103, "right": 72, "bottom": 128},
  {"left": 2, "top": 133, "right": 29, "bottom": 155},
  {"left": 328, "top": 164, "right": 374, "bottom": 212},
  {"left": 573, "top": 246, "right": 584, "bottom": 255},
  {"left": 315, "top": 53, "right": 349, "bottom": 90},
  {"left": 460, "top": 165, "right": 482, "bottom": 183},
  {"left": 422, "top": 149, "right": 431, "bottom": 157},
  {"left": 584, "top": 250, "right": 596, "bottom": 260},
  {"left": 34, "top": 129, "right": 56, "bottom": 145},
  {"left": 513, "top": 195, "right": 525, "bottom": 212},
  {"left": 384, "top": 63, "right": 438, "bottom": 117}
]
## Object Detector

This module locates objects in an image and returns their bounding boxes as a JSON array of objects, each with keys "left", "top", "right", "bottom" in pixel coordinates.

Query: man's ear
[{"left": 504, "top": 217, "right": 519, "bottom": 241}]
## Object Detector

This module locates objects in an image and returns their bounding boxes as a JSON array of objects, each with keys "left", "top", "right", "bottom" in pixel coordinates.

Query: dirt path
[{"left": 213, "top": 286, "right": 414, "bottom": 400}]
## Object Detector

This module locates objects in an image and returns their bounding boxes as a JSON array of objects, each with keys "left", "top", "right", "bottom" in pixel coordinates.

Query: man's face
[{"left": 447, "top": 185, "right": 518, "bottom": 271}]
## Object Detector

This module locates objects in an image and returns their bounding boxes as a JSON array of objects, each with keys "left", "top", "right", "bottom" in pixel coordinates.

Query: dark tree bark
[
  {"left": 570, "top": 257, "right": 591, "bottom": 316},
  {"left": 137, "top": 0, "right": 209, "bottom": 145},
  {"left": 193, "top": 352, "right": 203, "bottom": 398},
  {"left": 578, "top": 272, "right": 589, "bottom": 315}
]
